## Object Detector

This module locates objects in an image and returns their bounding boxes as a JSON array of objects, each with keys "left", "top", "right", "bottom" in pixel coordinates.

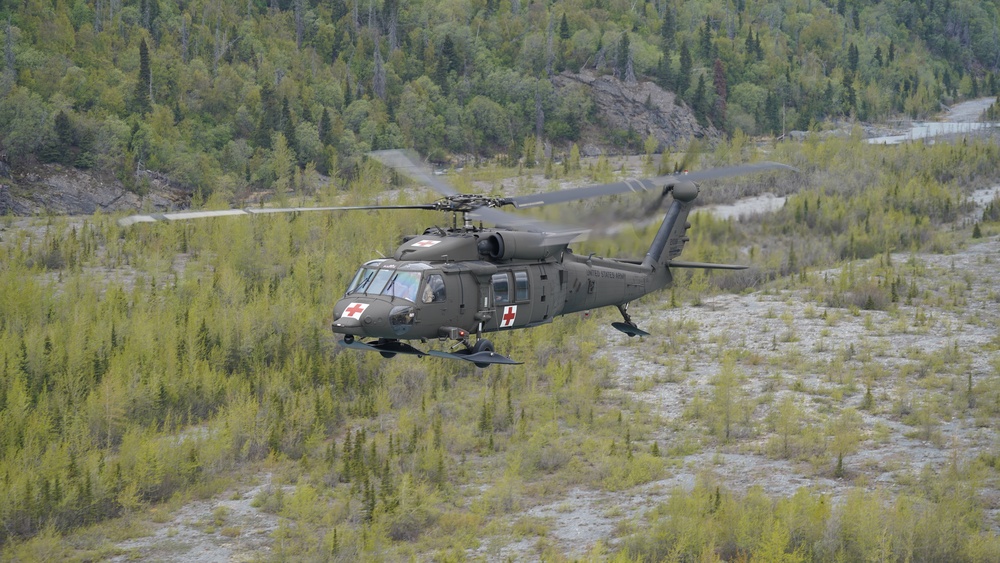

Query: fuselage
[{"left": 331, "top": 230, "right": 672, "bottom": 341}]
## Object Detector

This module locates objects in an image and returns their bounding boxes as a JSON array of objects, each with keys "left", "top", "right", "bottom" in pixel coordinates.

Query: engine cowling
[{"left": 478, "top": 231, "right": 560, "bottom": 261}]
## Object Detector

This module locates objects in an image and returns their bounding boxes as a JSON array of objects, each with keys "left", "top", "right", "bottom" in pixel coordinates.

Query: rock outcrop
[
  {"left": 2, "top": 163, "right": 189, "bottom": 216},
  {"left": 552, "top": 70, "right": 719, "bottom": 153}
]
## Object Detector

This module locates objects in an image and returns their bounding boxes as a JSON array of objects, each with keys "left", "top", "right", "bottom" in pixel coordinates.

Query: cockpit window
[
  {"left": 346, "top": 267, "right": 375, "bottom": 294},
  {"left": 422, "top": 274, "right": 446, "bottom": 303},
  {"left": 344, "top": 261, "right": 431, "bottom": 301},
  {"left": 346, "top": 259, "right": 388, "bottom": 295},
  {"left": 366, "top": 269, "right": 394, "bottom": 295},
  {"left": 383, "top": 271, "right": 421, "bottom": 302}
]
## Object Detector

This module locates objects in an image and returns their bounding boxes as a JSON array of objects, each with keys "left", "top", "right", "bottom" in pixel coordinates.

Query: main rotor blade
[
  {"left": 368, "top": 149, "right": 459, "bottom": 197},
  {"left": 118, "top": 204, "right": 437, "bottom": 227},
  {"left": 507, "top": 161, "right": 795, "bottom": 208}
]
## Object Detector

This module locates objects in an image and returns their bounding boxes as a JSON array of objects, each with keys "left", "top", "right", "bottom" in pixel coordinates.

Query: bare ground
[{"left": 107, "top": 474, "right": 290, "bottom": 563}]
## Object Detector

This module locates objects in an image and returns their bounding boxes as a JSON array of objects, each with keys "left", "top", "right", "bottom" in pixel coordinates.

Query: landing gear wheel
[
  {"left": 380, "top": 351, "right": 397, "bottom": 358},
  {"left": 343, "top": 335, "right": 355, "bottom": 344},
  {"left": 471, "top": 339, "right": 494, "bottom": 368}
]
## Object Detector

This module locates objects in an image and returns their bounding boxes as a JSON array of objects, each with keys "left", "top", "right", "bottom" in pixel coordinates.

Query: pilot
[
  {"left": 397, "top": 274, "right": 418, "bottom": 301},
  {"left": 422, "top": 283, "right": 435, "bottom": 303}
]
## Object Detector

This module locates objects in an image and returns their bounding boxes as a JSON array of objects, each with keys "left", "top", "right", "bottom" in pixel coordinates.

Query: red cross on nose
[{"left": 344, "top": 303, "right": 368, "bottom": 318}]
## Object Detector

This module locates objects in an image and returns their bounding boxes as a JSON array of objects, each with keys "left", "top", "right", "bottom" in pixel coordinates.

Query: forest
[
  {"left": 2, "top": 131, "right": 1000, "bottom": 559},
  {"left": 1, "top": 0, "right": 1000, "bottom": 200}
]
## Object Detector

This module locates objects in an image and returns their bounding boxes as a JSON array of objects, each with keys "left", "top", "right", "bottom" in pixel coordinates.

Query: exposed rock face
[
  {"left": 3, "top": 163, "right": 190, "bottom": 216},
  {"left": 0, "top": 183, "right": 17, "bottom": 215},
  {"left": 552, "top": 70, "right": 719, "bottom": 153}
]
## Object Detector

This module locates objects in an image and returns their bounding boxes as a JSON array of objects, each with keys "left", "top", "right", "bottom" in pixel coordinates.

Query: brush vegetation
[{"left": 3, "top": 133, "right": 1000, "bottom": 560}]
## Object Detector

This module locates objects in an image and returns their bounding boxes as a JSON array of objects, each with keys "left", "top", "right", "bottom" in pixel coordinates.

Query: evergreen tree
[
  {"left": 559, "top": 13, "right": 570, "bottom": 41},
  {"left": 656, "top": 53, "right": 672, "bottom": 90},
  {"left": 847, "top": 43, "right": 859, "bottom": 75},
  {"left": 132, "top": 39, "right": 152, "bottom": 115},
  {"left": 712, "top": 58, "right": 727, "bottom": 126},
  {"left": 764, "top": 91, "right": 780, "bottom": 135},
  {"left": 660, "top": 6, "right": 676, "bottom": 48},
  {"left": 441, "top": 35, "right": 459, "bottom": 75},
  {"left": 677, "top": 41, "right": 692, "bottom": 98},
  {"left": 699, "top": 17, "right": 712, "bottom": 60},
  {"left": 54, "top": 110, "right": 74, "bottom": 148},
  {"left": 616, "top": 32, "right": 631, "bottom": 80},
  {"left": 318, "top": 107, "right": 333, "bottom": 146},
  {"left": 842, "top": 73, "right": 856, "bottom": 114},
  {"left": 692, "top": 74, "right": 708, "bottom": 126},
  {"left": 254, "top": 83, "right": 280, "bottom": 149}
]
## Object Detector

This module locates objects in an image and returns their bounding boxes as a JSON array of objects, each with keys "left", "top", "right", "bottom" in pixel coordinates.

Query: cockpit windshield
[
  {"left": 344, "top": 262, "right": 424, "bottom": 303},
  {"left": 383, "top": 271, "right": 422, "bottom": 302},
  {"left": 346, "top": 260, "right": 388, "bottom": 295}
]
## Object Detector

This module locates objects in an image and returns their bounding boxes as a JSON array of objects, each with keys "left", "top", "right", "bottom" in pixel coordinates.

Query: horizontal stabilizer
[
  {"left": 668, "top": 260, "right": 749, "bottom": 270},
  {"left": 427, "top": 349, "right": 522, "bottom": 366},
  {"left": 611, "top": 322, "right": 650, "bottom": 337}
]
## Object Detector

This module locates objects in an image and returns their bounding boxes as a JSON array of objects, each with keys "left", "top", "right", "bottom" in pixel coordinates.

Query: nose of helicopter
[{"left": 332, "top": 299, "right": 417, "bottom": 338}]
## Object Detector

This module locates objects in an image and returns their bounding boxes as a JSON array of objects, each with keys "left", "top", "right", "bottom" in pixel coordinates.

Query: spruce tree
[
  {"left": 699, "top": 17, "right": 712, "bottom": 60},
  {"left": 133, "top": 38, "right": 152, "bottom": 115},
  {"left": 847, "top": 42, "right": 859, "bottom": 75},
  {"left": 254, "top": 83, "right": 280, "bottom": 149},
  {"left": 712, "top": 58, "right": 727, "bottom": 125},
  {"left": 660, "top": 7, "right": 676, "bottom": 48},
  {"left": 677, "top": 41, "right": 692, "bottom": 98},
  {"left": 318, "top": 107, "right": 333, "bottom": 146},
  {"left": 692, "top": 74, "right": 708, "bottom": 126},
  {"left": 616, "top": 32, "right": 630, "bottom": 80}
]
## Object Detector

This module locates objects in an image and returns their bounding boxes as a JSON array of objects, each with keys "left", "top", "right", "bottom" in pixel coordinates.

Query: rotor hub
[{"left": 433, "top": 194, "right": 512, "bottom": 212}]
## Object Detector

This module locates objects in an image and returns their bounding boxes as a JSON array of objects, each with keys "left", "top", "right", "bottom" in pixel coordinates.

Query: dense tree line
[{"left": 1, "top": 0, "right": 999, "bottom": 201}]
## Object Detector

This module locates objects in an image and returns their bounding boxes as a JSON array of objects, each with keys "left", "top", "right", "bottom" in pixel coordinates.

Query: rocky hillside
[
  {"left": 0, "top": 163, "right": 189, "bottom": 216},
  {"left": 553, "top": 70, "right": 719, "bottom": 155},
  {"left": 1, "top": 72, "right": 715, "bottom": 217}
]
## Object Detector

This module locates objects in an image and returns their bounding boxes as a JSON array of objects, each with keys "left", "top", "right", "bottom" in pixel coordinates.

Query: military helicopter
[{"left": 121, "top": 150, "right": 791, "bottom": 367}]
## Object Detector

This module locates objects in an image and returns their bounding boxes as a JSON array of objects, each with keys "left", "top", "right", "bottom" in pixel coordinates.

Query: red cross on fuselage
[
  {"left": 501, "top": 306, "right": 516, "bottom": 327},
  {"left": 345, "top": 303, "right": 366, "bottom": 317}
]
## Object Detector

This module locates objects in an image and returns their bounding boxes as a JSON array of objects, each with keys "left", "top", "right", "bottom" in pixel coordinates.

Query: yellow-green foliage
[
  {"left": 619, "top": 471, "right": 1000, "bottom": 563},
  {"left": 3, "top": 136, "right": 1000, "bottom": 558}
]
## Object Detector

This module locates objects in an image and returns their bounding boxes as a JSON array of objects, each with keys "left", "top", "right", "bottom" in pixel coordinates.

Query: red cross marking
[
  {"left": 500, "top": 305, "right": 517, "bottom": 327},
  {"left": 344, "top": 302, "right": 368, "bottom": 319},
  {"left": 413, "top": 239, "right": 440, "bottom": 247}
]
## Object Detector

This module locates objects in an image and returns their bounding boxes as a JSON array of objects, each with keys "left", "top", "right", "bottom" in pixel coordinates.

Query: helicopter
[{"left": 121, "top": 150, "right": 792, "bottom": 368}]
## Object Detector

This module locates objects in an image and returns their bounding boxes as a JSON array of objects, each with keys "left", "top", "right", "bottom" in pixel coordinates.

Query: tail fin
[{"left": 641, "top": 181, "right": 698, "bottom": 269}]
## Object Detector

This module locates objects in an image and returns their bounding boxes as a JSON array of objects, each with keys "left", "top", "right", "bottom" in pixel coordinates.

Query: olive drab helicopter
[{"left": 120, "top": 150, "right": 792, "bottom": 368}]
